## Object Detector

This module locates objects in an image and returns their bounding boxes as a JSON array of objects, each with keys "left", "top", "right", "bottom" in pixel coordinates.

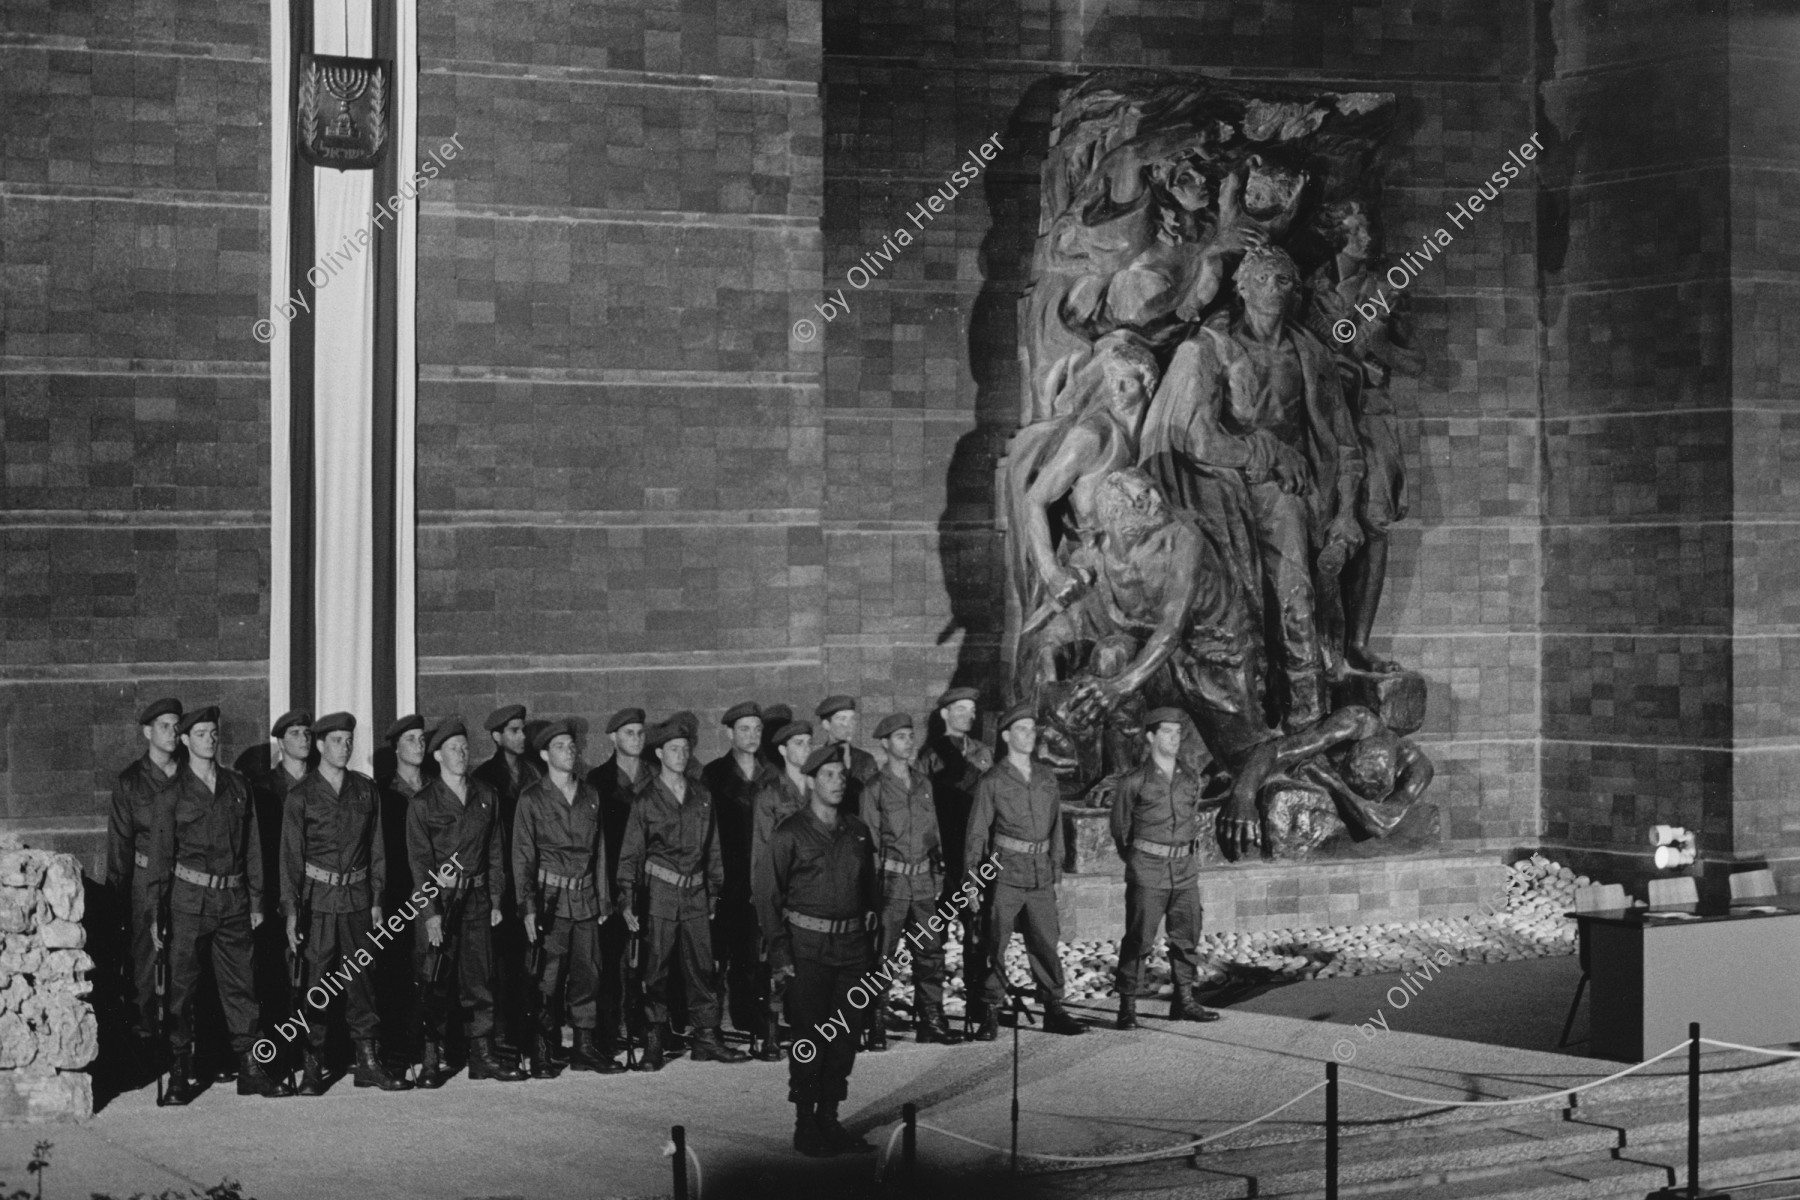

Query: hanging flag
[{"left": 295, "top": 53, "right": 393, "bottom": 170}]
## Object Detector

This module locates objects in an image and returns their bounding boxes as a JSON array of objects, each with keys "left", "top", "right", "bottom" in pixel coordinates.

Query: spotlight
[{"left": 1649, "top": 825, "right": 1696, "bottom": 870}]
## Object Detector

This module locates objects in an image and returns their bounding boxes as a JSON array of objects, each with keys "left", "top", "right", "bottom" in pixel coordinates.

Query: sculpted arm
[{"left": 1017, "top": 423, "right": 1105, "bottom": 605}]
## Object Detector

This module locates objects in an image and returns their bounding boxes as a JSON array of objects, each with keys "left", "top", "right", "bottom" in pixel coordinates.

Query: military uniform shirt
[
  {"left": 701, "top": 752, "right": 776, "bottom": 907},
  {"left": 1108, "top": 757, "right": 1208, "bottom": 888},
  {"left": 750, "top": 771, "right": 810, "bottom": 935},
  {"left": 616, "top": 775, "right": 724, "bottom": 920},
  {"left": 106, "top": 754, "right": 177, "bottom": 894},
  {"left": 160, "top": 764, "right": 263, "bottom": 917},
  {"left": 767, "top": 807, "right": 879, "bottom": 971},
  {"left": 407, "top": 776, "right": 508, "bottom": 920},
  {"left": 280, "top": 769, "right": 386, "bottom": 916},
  {"left": 965, "top": 758, "right": 1064, "bottom": 890},
  {"left": 867, "top": 766, "right": 942, "bottom": 902},
  {"left": 513, "top": 775, "right": 610, "bottom": 923}
]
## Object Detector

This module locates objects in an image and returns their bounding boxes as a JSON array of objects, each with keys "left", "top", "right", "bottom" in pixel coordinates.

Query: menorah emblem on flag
[{"left": 296, "top": 52, "right": 391, "bottom": 170}]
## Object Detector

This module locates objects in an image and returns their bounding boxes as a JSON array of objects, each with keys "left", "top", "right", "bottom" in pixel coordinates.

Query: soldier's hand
[
  {"left": 772, "top": 963, "right": 795, "bottom": 984},
  {"left": 150, "top": 922, "right": 163, "bottom": 953},
  {"left": 371, "top": 905, "right": 383, "bottom": 927},
  {"left": 425, "top": 915, "right": 443, "bottom": 948},
  {"left": 622, "top": 910, "right": 640, "bottom": 935},
  {"left": 285, "top": 914, "right": 299, "bottom": 955},
  {"left": 709, "top": 898, "right": 720, "bottom": 921},
  {"left": 250, "top": 911, "right": 264, "bottom": 931},
  {"left": 490, "top": 908, "right": 503, "bottom": 928},
  {"left": 865, "top": 912, "right": 880, "bottom": 932},
  {"left": 523, "top": 913, "right": 539, "bottom": 944}
]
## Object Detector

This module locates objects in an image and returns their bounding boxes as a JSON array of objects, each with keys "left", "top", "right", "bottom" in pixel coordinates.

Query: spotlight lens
[{"left": 1654, "top": 846, "right": 1676, "bottom": 870}]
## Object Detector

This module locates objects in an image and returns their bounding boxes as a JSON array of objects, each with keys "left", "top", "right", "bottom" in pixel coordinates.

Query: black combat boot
[
  {"left": 468, "top": 1035, "right": 528, "bottom": 1082},
  {"left": 817, "top": 1101, "right": 874, "bottom": 1153},
  {"left": 211, "top": 1052, "right": 238, "bottom": 1083},
  {"left": 690, "top": 1026, "right": 749, "bottom": 1063},
  {"left": 1042, "top": 1006, "right": 1087, "bottom": 1036},
  {"left": 864, "top": 1005, "right": 889, "bottom": 1052},
  {"left": 1169, "top": 984, "right": 1221, "bottom": 1023},
  {"left": 915, "top": 1004, "right": 961, "bottom": 1044},
  {"left": 1116, "top": 995, "right": 1139, "bottom": 1031},
  {"left": 633, "top": 1024, "right": 666, "bottom": 1073},
  {"left": 755, "top": 1015, "right": 784, "bottom": 1061},
  {"left": 529, "top": 1031, "right": 565, "bottom": 1079},
  {"left": 792, "top": 1100, "right": 836, "bottom": 1157},
  {"left": 415, "top": 1041, "right": 451, "bottom": 1089},
  {"left": 161, "top": 1050, "right": 201, "bottom": 1107},
  {"left": 569, "top": 1028, "right": 625, "bottom": 1074},
  {"left": 352, "top": 1039, "right": 414, "bottom": 1090},
  {"left": 236, "top": 1049, "right": 294, "bottom": 1098},
  {"left": 296, "top": 1045, "right": 327, "bottom": 1096},
  {"left": 971, "top": 1005, "right": 999, "bottom": 1042},
  {"left": 545, "top": 1029, "right": 570, "bottom": 1066}
]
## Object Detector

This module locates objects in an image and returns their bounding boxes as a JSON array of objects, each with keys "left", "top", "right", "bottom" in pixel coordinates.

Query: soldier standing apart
[
  {"left": 701, "top": 701, "right": 777, "bottom": 1048},
  {"left": 919, "top": 688, "right": 989, "bottom": 1016},
  {"left": 588, "top": 707, "right": 649, "bottom": 1065},
  {"left": 376, "top": 715, "right": 425, "bottom": 1060},
  {"left": 157, "top": 707, "right": 293, "bottom": 1103},
  {"left": 749, "top": 720, "right": 815, "bottom": 1060},
  {"left": 965, "top": 703, "right": 1087, "bottom": 1040},
  {"left": 513, "top": 720, "right": 617, "bottom": 1076},
  {"left": 768, "top": 749, "right": 879, "bottom": 1157},
  {"left": 106, "top": 697, "right": 182, "bottom": 1083},
  {"left": 814, "top": 696, "right": 878, "bottom": 816},
  {"left": 868, "top": 713, "right": 960, "bottom": 1047},
  {"left": 474, "top": 703, "right": 540, "bottom": 1061},
  {"left": 1109, "top": 709, "right": 1220, "bottom": 1028},
  {"left": 281, "top": 712, "right": 412, "bottom": 1093},
  {"left": 408, "top": 719, "right": 528, "bottom": 1086},
  {"left": 618, "top": 721, "right": 749, "bottom": 1071}
]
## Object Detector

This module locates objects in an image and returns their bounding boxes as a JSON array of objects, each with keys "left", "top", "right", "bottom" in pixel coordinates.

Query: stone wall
[{"left": 0, "top": 835, "right": 97, "bottom": 1120}]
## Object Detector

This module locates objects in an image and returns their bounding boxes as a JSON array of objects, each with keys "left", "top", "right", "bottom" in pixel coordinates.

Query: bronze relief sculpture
[{"left": 1004, "top": 72, "right": 1436, "bottom": 861}]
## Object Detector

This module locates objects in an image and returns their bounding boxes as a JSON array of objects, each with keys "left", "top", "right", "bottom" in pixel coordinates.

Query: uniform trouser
[
  {"left": 714, "top": 897, "right": 761, "bottom": 1033},
  {"left": 980, "top": 881, "right": 1066, "bottom": 1012},
  {"left": 596, "top": 912, "right": 627, "bottom": 1050},
  {"left": 413, "top": 891, "right": 496, "bottom": 1042},
  {"left": 1249, "top": 479, "right": 1325, "bottom": 727},
  {"left": 168, "top": 901, "right": 260, "bottom": 1055},
  {"left": 786, "top": 954, "right": 866, "bottom": 1104},
  {"left": 642, "top": 911, "right": 720, "bottom": 1028},
  {"left": 535, "top": 912, "right": 600, "bottom": 1032},
  {"left": 1116, "top": 880, "right": 1202, "bottom": 995},
  {"left": 880, "top": 890, "right": 946, "bottom": 1012},
  {"left": 495, "top": 895, "right": 526, "bottom": 1046},
  {"left": 126, "top": 878, "right": 160, "bottom": 1039},
  {"left": 305, "top": 908, "right": 380, "bottom": 1047}
]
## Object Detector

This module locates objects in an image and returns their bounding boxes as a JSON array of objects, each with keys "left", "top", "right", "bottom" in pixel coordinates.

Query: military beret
[
  {"left": 138, "top": 698, "right": 183, "bottom": 726},
  {"left": 874, "top": 713, "right": 913, "bottom": 740},
  {"left": 802, "top": 744, "right": 845, "bottom": 777},
  {"left": 1144, "top": 707, "right": 1185, "bottom": 732},
  {"left": 814, "top": 695, "right": 857, "bottom": 720},
  {"left": 313, "top": 711, "right": 356, "bottom": 737},
  {"left": 176, "top": 705, "right": 219, "bottom": 735},
  {"left": 605, "top": 707, "right": 646, "bottom": 734},
  {"left": 428, "top": 719, "right": 467, "bottom": 756},
  {"left": 670, "top": 710, "right": 700, "bottom": 745},
  {"left": 385, "top": 713, "right": 425, "bottom": 744},
  {"left": 762, "top": 703, "right": 793, "bottom": 726},
  {"left": 644, "top": 721, "right": 691, "bottom": 751},
  {"left": 770, "top": 720, "right": 812, "bottom": 748},
  {"left": 721, "top": 701, "right": 762, "bottom": 727},
  {"left": 935, "top": 686, "right": 980, "bottom": 710},
  {"left": 532, "top": 718, "right": 576, "bottom": 753},
  {"left": 269, "top": 709, "right": 312, "bottom": 738},
  {"left": 997, "top": 701, "right": 1037, "bottom": 732},
  {"left": 484, "top": 704, "right": 526, "bottom": 733}
]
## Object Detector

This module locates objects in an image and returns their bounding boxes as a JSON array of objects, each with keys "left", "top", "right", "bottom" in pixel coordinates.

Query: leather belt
[
  {"left": 881, "top": 857, "right": 934, "bottom": 876},
  {"left": 304, "top": 862, "right": 368, "bottom": 887},
  {"left": 439, "top": 872, "right": 488, "bottom": 891},
  {"left": 133, "top": 851, "right": 150, "bottom": 870},
  {"left": 538, "top": 869, "right": 595, "bottom": 890},
  {"left": 1130, "top": 838, "right": 1197, "bottom": 860},
  {"left": 175, "top": 864, "right": 243, "bottom": 890},
  {"left": 995, "top": 834, "right": 1051, "bottom": 856},
  {"left": 786, "top": 910, "right": 863, "bottom": 935},
  {"left": 647, "top": 862, "right": 701, "bottom": 889}
]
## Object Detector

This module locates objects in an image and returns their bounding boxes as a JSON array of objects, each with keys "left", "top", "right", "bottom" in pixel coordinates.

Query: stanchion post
[
  {"left": 903, "top": 1102, "right": 917, "bottom": 1182},
  {"left": 1687, "top": 1021, "right": 1699, "bottom": 1199},
  {"left": 672, "top": 1124, "right": 688, "bottom": 1200},
  {"left": 1325, "top": 1061, "right": 1338, "bottom": 1200}
]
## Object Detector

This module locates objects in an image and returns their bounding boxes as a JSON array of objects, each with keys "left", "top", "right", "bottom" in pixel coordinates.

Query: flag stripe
[
  {"left": 286, "top": 0, "right": 318, "bottom": 714},
  {"left": 371, "top": 0, "right": 399, "bottom": 739}
]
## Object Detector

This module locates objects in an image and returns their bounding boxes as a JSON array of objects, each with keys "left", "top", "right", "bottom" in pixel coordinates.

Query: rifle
[
  {"left": 287, "top": 880, "right": 311, "bottom": 1088},
  {"left": 622, "top": 888, "right": 648, "bottom": 1068},
  {"left": 423, "top": 878, "right": 472, "bottom": 988},
  {"left": 152, "top": 894, "right": 171, "bottom": 1106},
  {"left": 524, "top": 880, "right": 554, "bottom": 1071}
]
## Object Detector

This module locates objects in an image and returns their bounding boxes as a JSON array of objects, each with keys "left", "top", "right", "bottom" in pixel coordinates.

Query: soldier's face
[
  {"left": 1001, "top": 718, "right": 1038, "bottom": 756},
  {"left": 434, "top": 735, "right": 468, "bottom": 778},
  {"left": 545, "top": 734, "right": 576, "bottom": 774},
  {"left": 499, "top": 719, "right": 527, "bottom": 756},
  {"left": 321, "top": 731, "right": 354, "bottom": 770},
  {"left": 182, "top": 722, "right": 219, "bottom": 763},
  {"left": 942, "top": 700, "right": 977, "bottom": 736},
  {"left": 813, "top": 763, "right": 847, "bottom": 806},
  {"left": 825, "top": 710, "right": 858, "bottom": 742},
  {"left": 729, "top": 717, "right": 763, "bottom": 755},
  {"left": 883, "top": 729, "right": 916, "bottom": 762},
  {"left": 612, "top": 723, "right": 645, "bottom": 757},
  {"left": 396, "top": 728, "right": 426, "bottom": 767},
  {"left": 280, "top": 726, "right": 312, "bottom": 763},
  {"left": 658, "top": 737, "right": 691, "bottom": 775},
  {"left": 781, "top": 734, "right": 813, "bottom": 770},
  {"left": 144, "top": 713, "right": 181, "bottom": 756},
  {"left": 1148, "top": 722, "right": 1183, "bottom": 758}
]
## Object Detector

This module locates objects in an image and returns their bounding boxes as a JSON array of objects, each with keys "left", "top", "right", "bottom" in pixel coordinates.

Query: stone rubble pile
[
  {"left": 882, "top": 857, "right": 1588, "bottom": 1019},
  {"left": 0, "top": 831, "right": 97, "bottom": 1119}
]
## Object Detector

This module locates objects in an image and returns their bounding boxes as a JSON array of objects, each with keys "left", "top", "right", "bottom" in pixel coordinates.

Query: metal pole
[
  {"left": 672, "top": 1124, "right": 687, "bottom": 1200},
  {"left": 1687, "top": 1022, "right": 1699, "bottom": 1198},
  {"left": 903, "top": 1102, "right": 917, "bottom": 1181},
  {"left": 1326, "top": 1061, "right": 1339, "bottom": 1200}
]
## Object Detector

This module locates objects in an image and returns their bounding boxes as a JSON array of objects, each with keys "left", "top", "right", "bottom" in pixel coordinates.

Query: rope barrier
[
  {"left": 1698, "top": 1038, "right": 1800, "bottom": 1060},
  {"left": 660, "top": 1133, "right": 703, "bottom": 1200},
  {"left": 1339, "top": 1038, "right": 1693, "bottom": 1107}
]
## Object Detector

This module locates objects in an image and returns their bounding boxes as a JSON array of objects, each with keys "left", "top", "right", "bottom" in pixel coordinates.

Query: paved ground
[{"left": 0, "top": 955, "right": 1669, "bottom": 1200}]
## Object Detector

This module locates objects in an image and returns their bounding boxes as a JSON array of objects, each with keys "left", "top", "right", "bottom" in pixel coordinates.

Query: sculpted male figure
[{"left": 1139, "top": 245, "right": 1365, "bottom": 730}]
